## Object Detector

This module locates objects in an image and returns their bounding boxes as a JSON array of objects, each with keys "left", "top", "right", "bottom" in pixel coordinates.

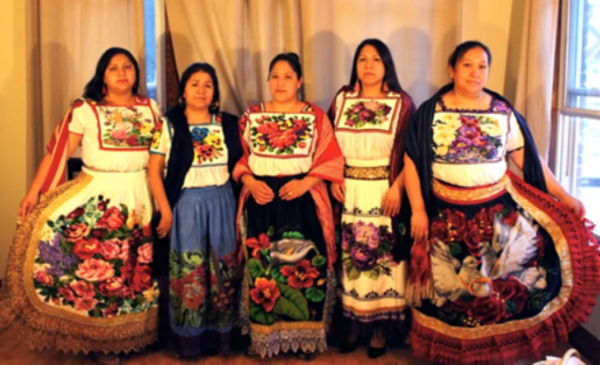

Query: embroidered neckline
[
  {"left": 438, "top": 94, "right": 497, "bottom": 113},
  {"left": 259, "top": 102, "right": 312, "bottom": 113}
]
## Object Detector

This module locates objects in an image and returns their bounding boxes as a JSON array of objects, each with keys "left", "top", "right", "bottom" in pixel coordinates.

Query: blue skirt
[{"left": 161, "top": 182, "right": 238, "bottom": 358}]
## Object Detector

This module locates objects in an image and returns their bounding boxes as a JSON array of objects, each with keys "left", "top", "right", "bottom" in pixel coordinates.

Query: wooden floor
[{"left": 0, "top": 328, "right": 585, "bottom": 364}]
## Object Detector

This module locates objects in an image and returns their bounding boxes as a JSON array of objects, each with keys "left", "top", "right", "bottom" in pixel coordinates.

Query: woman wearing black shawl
[
  {"left": 148, "top": 63, "right": 242, "bottom": 358},
  {"left": 403, "top": 41, "right": 600, "bottom": 364}
]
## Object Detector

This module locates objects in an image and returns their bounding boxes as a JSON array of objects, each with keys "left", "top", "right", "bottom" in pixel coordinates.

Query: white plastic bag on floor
[{"left": 533, "top": 349, "right": 585, "bottom": 365}]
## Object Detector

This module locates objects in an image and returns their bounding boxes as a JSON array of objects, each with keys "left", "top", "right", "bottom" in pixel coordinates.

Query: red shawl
[{"left": 234, "top": 102, "right": 344, "bottom": 268}]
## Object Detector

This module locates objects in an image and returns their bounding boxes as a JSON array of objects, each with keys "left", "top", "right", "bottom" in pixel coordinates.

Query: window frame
[{"left": 556, "top": 0, "right": 600, "bottom": 234}]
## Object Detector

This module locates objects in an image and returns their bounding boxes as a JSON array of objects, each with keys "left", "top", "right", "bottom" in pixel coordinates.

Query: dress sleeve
[
  {"left": 506, "top": 111, "right": 525, "bottom": 152},
  {"left": 150, "top": 118, "right": 171, "bottom": 156},
  {"left": 67, "top": 101, "right": 87, "bottom": 135}
]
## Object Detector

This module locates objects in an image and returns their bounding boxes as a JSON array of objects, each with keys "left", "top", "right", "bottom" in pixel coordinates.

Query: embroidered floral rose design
[
  {"left": 32, "top": 195, "right": 157, "bottom": 318},
  {"left": 250, "top": 114, "right": 313, "bottom": 154},
  {"left": 101, "top": 108, "right": 154, "bottom": 148},
  {"left": 341, "top": 220, "right": 396, "bottom": 279},
  {"left": 343, "top": 100, "right": 392, "bottom": 128},
  {"left": 433, "top": 114, "right": 503, "bottom": 163}
]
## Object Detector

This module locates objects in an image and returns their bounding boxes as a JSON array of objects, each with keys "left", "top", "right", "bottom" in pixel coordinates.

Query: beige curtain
[
  {"left": 166, "top": 0, "right": 461, "bottom": 114},
  {"left": 32, "top": 0, "right": 146, "bottom": 164},
  {"left": 514, "top": 0, "right": 561, "bottom": 161},
  {"left": 166, "top": 0, "right": 302, "bottom": 114}
]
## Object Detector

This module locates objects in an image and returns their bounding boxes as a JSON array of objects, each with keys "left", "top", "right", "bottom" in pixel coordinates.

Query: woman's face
[
  {"left": 356, "top": 44, "right": 385, "bottom": 88},
  {"left": 269, "top": 60, "right": 302, "bottom": 103},
  {"left": 103, "top": 53, "right": 136, "bottom": 95},
  {"left": 449, "top": 47, "right": 490, "bottom": 95},
  {"left": 183, "top": 71, "right": 215, "bottom": 111}
]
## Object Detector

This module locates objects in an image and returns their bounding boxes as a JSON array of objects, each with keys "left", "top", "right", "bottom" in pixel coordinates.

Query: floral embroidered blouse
[
  {"left": 431, "top": 97, "right": 525, "bottom": 187},
  {"left": 150, "top": 114, "right": 230, "bottom": 188},
  {"left": 68, "top": 97, "right": 161, "bottom": 172},
  {"left": 330, "top": 89, "right": 403, "bottom": 167},
  {"left": 239, "top": 103, "right": 318, "bottom": 176}
]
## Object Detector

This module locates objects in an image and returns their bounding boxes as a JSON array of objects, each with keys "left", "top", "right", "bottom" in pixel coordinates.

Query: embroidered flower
[
  {"left": 73, "top": 238, "right": 101, "bottom": 260},
  {"left": 75, "top": 258, "right": 115, "bottom": 282},
  {"left": 34, "top": 270, "right": 54, "bottom": 287},
  {"left": 281, "top": 260, "right": 320, "bottom": 289},
  {"left": 96, "top": 207, "right": 125, "bottom": 231},
  {"left": 137, "top": 243, "right": 153, "bottom": 264},
  {"left": 191, "top": 127, "right": 209, "bottom": 142},
  {"left": 250, "top": 278, "right": 280, "bottom": 312},
  {"left": 69, "top": 280, "right": 96, "bottom": 299},
  {"left": 246, "top": 234, "right": 270, "bottom": 259}
]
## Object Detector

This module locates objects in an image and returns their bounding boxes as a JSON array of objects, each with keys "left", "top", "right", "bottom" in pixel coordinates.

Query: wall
[{"left": 0, "top": 0, "right": 30, "bottom": 279}]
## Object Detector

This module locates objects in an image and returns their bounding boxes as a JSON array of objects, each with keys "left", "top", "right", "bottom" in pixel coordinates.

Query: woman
[
  {"left": 148, "top": 63, "right": 241, "bottom": 358},
  {"left": 328, "top": 39, "right": 414, "bottom": 358},
  {"left": 0, "top": 48, "right": 161, "bottom": 363},
  {"left": 403, "top": 41, "right": 600, "bottom": 364},
  {"left": 235, "top": 53, "right": 344, "bottom": 359}
]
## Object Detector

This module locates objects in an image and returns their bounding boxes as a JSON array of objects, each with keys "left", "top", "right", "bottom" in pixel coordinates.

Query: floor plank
[{"left": 0, "top": 328, "right": 588, "bottom": 364}]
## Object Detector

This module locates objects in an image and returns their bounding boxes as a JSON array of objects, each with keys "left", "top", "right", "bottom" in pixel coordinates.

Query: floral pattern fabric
[
  {"left": 432, "top": 113, "right": 508, "bottom": 163},
  {"left": 169, "top": 249, "right": 236, "bottom": 329},
  {"left": 247, "top": 113, "right": 315, "bottom": 157},
  {"left": 341, "top": 221, "right": 398, "bottom": 281},
  {"left": 428, "top": 204, "right": 553, "bottom": 327},
  {"left": 246, "top": 228, "right": 328, "bottom": 326},
  {"left": 33, "top": 195, "right": 158, "bottom": 317},
  {"left": 151, "top": 116, "right": 229, "bottom": 168},
  {"left": 335, "top": 97, "right": 399, "bottom": 132},
  {"left": 100, "top": 106, "right": 155, "bottom": 150}
]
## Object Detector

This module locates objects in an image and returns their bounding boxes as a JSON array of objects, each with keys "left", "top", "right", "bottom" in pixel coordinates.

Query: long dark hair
[
  {"left": 268, "top": 53, "right": 303, "bottom": 79},
  {"left": 448, "top": 40, "right": 492, "bottom": 68},
  {"left": 83, "top": 47, "right": 140, "bottom": 102},
  {"left": 178, "top": 62, "right": 220, "bottom": 114},
  {"left": 349, "top": 39, "right": 402, "bottom": 93}
]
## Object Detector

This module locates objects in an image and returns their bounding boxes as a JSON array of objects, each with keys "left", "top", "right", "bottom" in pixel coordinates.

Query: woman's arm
[
  {"left": 19, "top": 133, "right": 83, "bottom": 220},
  {"left": 404, "top": 153, "right": 429, "bottom": 242},
  {"left": 509, "top": 148, "right": 585, "bottom": 218}
]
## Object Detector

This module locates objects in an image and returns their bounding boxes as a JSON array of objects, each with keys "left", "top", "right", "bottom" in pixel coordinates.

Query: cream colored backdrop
[
  {"left": 166, "top": 0, "right": 462, "bottom": 113},
  {"left": 0, "top": 0, "right": 561, "bottom": 284}
]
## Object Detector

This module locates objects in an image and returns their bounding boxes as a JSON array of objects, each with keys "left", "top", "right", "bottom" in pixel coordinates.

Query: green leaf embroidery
[
  {"left": 272, "top": 283, "right": 309, "bottom": 321},
  {"left": 449, "top": 242, "right": 463, "bottom": 257},
  {"left": 247, "top": 258, "right": 266, "bottom": 279},
  {"left": 363, "top": 269, "right": 380, "bottom": 280},
  {"left": 271, "top": 265, "right": 288, "bottom": 284},
  {"left": 311, "top": 255, "right": 326, "bottom": 268},
  {"left": 249, "top": 302, "right": 275, "bottom": 325},
  {"left": 346, "top": 266, "right": 360, "bottom": 281},
  {"left": 305, "top": 287, "right": 325, "bottom": 303}
]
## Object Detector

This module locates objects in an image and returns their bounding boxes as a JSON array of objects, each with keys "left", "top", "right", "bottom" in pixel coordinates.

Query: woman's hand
[
  {"left": 156, "top": 209, "right": 173, "bottom": 238},
  {"left": 560, "top": 193, "right": 586, "bottom": 220},
  {"left": 279, "top": 179, "right": 311, "bottom": 201},
  {"left": 382, "top": 185, "right": 401, "bottom": 217},
  {"left": 19, "top": 192, "right": 39, "bottom": 222},
  {"left": 246, "top": 177, "right": 275, "bottom": 205},
  {"left": 330, "top": 182, "right": 346, "bottom": 203},
  {"left": 411, "top": 210, "right": 429, "bottom": 243}
]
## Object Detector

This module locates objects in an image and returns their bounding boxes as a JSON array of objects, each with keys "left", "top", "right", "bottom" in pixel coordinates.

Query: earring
[
  {"left": 178, "top": 97, "right": 185, "bottom": 106},
  {"left": 210, "top": 101, "right": 219, "bottom": 110},
  {"left": 102, "top": 83, "right": 107, "bottom": 95}
]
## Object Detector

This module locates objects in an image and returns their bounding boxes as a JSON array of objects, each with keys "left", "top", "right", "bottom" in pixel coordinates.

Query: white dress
[
  {"left": 331, "top": 90, "right": 408, "bottom": 327},
  {"left": 0, "top": 97, "right": 161, "bottom": 354}
]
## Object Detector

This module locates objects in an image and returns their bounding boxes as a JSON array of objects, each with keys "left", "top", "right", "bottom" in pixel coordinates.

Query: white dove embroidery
[
  {"left": 430, "top": 239, "right": 491, "bottom": 306},
  {"left": 490, "top": 213, "right": 539, "bottom": 279}
]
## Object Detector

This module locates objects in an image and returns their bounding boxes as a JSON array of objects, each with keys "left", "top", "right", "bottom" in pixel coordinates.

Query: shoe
[
  {"left": 367, "top": 346, "right": 386, "bottom": 359},
  {"left": 296, "top": 351, "right": 317, "bottom": 361},
  {"left": 338, "top": 340, "right": 358, "bottom": 354}
]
